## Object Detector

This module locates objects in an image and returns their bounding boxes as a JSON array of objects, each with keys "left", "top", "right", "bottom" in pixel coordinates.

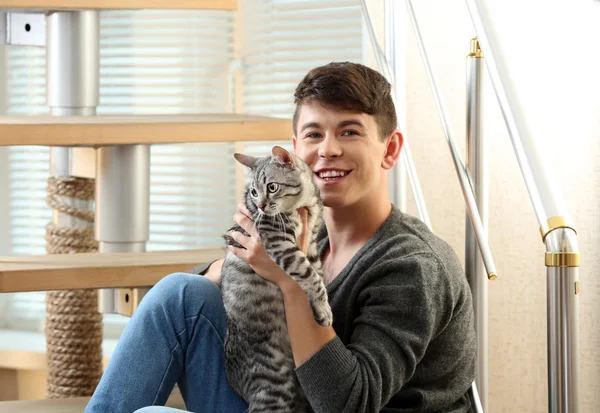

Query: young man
[{"left": 86, "top": 62, "right": 476, "bottom": 413}]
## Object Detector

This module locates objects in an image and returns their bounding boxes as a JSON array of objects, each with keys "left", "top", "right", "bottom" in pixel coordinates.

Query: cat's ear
[
  {"left": 234, "top": 153, "right": 259, "bottom": 169},
  {"left": 272, "top": 146, "right": 295, "bottom": 167}
]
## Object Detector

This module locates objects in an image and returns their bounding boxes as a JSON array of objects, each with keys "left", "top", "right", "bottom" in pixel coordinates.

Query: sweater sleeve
[
  {"left": 295, "top": 253, "right": 454, "bottom": 413},
  {"left": 188, "top": 259, "right": 218, "bottom": 276}
]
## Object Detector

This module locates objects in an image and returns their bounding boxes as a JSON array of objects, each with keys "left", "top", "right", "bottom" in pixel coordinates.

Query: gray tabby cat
[{"left": 221, "top": 145, "right": 332, "bottom": 413}]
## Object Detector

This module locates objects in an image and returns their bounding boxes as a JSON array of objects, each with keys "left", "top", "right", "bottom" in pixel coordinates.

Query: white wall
[{"left": 401, "top": 0, "right": 599, "bottom": 412}]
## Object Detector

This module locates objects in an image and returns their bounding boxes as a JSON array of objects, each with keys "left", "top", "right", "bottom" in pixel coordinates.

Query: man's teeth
[{"left": 318, "top": 170, "right": 347, "bottom": 179}]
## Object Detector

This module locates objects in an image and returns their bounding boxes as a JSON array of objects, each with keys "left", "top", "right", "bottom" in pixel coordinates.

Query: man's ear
[
  {"left": 233, "top": 153, "right": 259, "bottom": 169},
  {"left": 381, "top": 130, "right": 404, "bottom": 170},
  {"left": 272, "top": 145, "right": 295, "bottom": 167}
]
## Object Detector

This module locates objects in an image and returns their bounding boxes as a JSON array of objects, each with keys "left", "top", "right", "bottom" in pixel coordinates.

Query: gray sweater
[{"left": 193, "top": 206, "right": 476, "bottom": 413}]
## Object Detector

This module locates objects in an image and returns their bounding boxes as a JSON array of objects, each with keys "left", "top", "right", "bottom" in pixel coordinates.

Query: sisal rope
[{"left": 45, "top": 176, "right": 103, "bottom": 398}]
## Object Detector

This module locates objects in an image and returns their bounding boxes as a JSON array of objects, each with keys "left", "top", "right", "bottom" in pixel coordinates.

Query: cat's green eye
[
  {"left": 267, "top": 183, "right": 279, "bottom": 193},
  {"left": 250, "top": 188, "right": 258, "bottom": 197}
]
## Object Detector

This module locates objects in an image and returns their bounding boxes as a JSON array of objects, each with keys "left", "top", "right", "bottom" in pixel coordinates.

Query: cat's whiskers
[
  {"left": 255, "top": 213, "right": 267, "bottom": 240},
  {"left": 277, "top": 213, "right": 286, "bottom": 235},
  {"left": 273, "top": 205, "right": 287, "bottom": 235},
  {"left": 271, "top": 205, "right": 281, "bottom": 232},
  {"left": 269, "top": 213, "right": 278, "bottom": 234}
]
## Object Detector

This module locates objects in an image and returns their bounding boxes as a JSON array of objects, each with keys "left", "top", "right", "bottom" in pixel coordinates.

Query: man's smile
[{"left": 314, "top": 168, "right": 353, "bottom": 182}]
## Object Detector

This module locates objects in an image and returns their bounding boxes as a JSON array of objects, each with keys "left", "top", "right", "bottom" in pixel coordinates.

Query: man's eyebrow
[
  {"left": 338, "top": 119, "right": 365, "bottom": 129},
  {"left": 300, "top": 122, "right": 321, "bottom": 133},
  {"left": 299, "top": 119, "right": 366, "bottom": 133}
]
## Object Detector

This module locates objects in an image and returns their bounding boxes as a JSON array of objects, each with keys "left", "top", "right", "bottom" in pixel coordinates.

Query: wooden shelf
[
  {"left": 0, "top": 0, "right": 236, "bottom": 10},
  {"left": 0, "top": 394, "right": 186, "bottom": 413},
  {"left": 0, "top": 114, "right": 293, "bottom": 147},
  {"left": 0, "top": 249, "right": 224, "bottom": 293}
]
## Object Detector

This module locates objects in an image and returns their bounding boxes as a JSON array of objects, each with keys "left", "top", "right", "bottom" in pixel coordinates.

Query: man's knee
[{"left": 143, "top": 272, "right": 223, "bottom": 317}]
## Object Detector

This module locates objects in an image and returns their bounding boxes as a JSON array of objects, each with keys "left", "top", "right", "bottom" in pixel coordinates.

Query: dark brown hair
[{"left": 293, "top": 62, "right": 397, "bottom": 141}]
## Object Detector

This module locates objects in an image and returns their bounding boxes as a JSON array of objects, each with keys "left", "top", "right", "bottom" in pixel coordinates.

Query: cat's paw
[{"left": 313, "top": 302, "right": 333, "bottom": 327}]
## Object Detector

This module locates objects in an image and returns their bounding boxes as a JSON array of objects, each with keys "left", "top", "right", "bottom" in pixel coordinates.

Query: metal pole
[
  {"left": 96, "top": 145, "right": 150, "bottom": 317},
  {"left": 465, "top": 37, "right": 488, "bottom": 412},
  {"left": 47, "top": 10, "right": 99, "bottom": 179},
  {"left": 384, "top": 0, "right": 408, "bottom": 213},
  {"left": 545, "top": 230, "right": 580, "bottom": 413},
  {"left": 464, "top": 1, "right": 581, "bottom": 411},
  {"left": 404, "top": 0, "right": 497, "bottom": 280}
]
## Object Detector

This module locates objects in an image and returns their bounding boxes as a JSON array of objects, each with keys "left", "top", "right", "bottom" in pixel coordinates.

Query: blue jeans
[{"left": 85, "top": 273, "right": 248, "bottom": 413}]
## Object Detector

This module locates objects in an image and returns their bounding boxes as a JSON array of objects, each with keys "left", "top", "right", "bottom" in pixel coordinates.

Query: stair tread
[
  {"left": 0, "top": 114, "right": 292, "bottom": 146},
  {"left": 0, "top": 249, "right": 223, "bottom": 292}
]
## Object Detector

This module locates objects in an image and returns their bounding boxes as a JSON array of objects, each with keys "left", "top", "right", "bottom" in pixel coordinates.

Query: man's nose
[{"left": 318, "top": 135, "right": 342, "bottom": 158}]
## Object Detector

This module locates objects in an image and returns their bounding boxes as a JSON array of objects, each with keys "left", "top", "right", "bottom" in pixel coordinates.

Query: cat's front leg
[
  {"left": 273, "top": 244, "right": 332, "bottom": 327},
  {"left": 309, "top": 283, "right": 333, "bottom": 327}
]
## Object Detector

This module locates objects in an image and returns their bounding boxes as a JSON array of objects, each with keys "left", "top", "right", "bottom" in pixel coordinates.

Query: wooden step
[
  {"left": 0, "top": 0, "right": 236, "bottom": 10},
  {"left": 0, "top": 249, "right": 223, "bottom": 293},
  {"left": 0, "top": 114, "right": 292, "bottom": 147},
  {"left": 0, "top": 393, "right": 186, "bottom": 413}
]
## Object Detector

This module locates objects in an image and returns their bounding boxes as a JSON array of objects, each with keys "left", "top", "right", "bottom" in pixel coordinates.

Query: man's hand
[
  {"left": 228, "top": 203, "right": 289, "bottom": 286},
  {"left": 227, "top": 203, "right": 309, "bottom": 286}
]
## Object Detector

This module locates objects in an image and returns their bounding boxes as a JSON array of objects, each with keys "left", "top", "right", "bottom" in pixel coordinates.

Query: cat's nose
[{"left": 257, "top": 204, "right": 266, "bottom": 211}]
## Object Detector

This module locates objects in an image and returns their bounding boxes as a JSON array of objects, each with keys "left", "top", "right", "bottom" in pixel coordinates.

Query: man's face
[{"left": 293, "top": 101, "right": 391, "bottom": 209}]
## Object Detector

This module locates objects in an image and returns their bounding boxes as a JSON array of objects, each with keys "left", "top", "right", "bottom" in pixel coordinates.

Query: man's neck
[{"left": 323, "top": 194, "right": 393, "bottom": 258}]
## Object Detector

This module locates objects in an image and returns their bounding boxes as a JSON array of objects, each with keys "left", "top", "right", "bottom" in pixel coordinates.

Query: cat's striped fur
[{"left": 221, "top": 146, "right": 332, "bottom": 413}]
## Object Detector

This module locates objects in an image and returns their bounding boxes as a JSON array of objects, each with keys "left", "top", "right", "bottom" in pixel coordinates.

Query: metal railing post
[{"left": 465, "top": 37, "right": 488, "bottom": 412}]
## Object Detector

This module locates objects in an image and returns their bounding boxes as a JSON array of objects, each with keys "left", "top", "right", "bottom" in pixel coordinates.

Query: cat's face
[{"left": 234, "top": 146, "right": 315, "bottom": 217}]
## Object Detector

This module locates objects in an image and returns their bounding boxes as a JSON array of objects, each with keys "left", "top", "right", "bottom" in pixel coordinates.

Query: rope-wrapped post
[{"left": 45, "top": 176, "right": 103, "bottom": 398}]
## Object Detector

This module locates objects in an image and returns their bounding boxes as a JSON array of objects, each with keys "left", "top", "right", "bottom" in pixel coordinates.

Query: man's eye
[
  {"left": 250, "top": 188, "right": 258, "bottom": 197},
  {"left": 306, "top": 132, "right": 321, "bottom": 139},
  {"left": 342, "top": 130, "right": 358, "bottom": 136}
]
